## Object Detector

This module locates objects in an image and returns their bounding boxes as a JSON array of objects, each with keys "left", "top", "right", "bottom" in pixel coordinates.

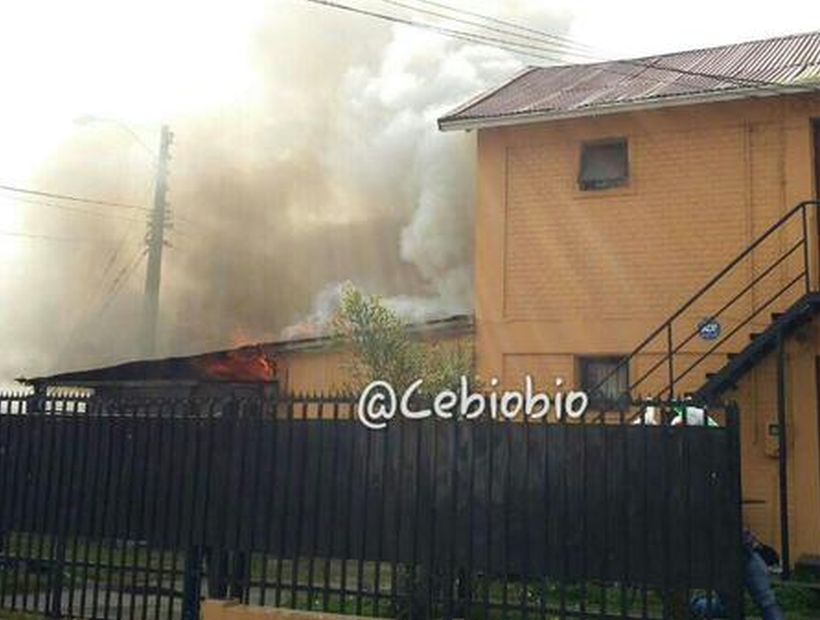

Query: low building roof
[
  {"left": 20, "top": 345, "right": 280, "bottom": 387},
  {"left": 20, "top": 313, "right": 475, "bottom": 387},
  {"left": 439, "top": 31, "right": 820, "bottom": 131}
]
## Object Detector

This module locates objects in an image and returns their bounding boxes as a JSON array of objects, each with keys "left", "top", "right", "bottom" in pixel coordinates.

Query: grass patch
[
  {"left": 0, "top": 611, "right": 42, "bottom": 620},
  {"left": 0, "top": 535, "right": 817, "bottom": 619}
]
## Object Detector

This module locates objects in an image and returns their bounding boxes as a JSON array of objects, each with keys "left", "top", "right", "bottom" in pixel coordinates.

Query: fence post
[
  {"left": 25, "top": 386, "right": 43, "bottom": 416},
  {"left": 181, "top": 546, "right": 203, "bottom": 620},
  {"left": 47, "top": 539, "right": 66, "bottom": 618},
  {"left": 663, "top": 412, "right": 688, "bottom": 620},
  {"left": 727, "top": 402, "right": 746, "bottom": 620},
  {"left": 205, "top": 399, "right": 237, "bottom": 600}
]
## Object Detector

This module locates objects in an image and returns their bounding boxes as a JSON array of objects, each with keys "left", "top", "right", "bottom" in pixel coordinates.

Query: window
[
  {"left": 579, "top": 139, "right": 629, "bottom": 191},
  {"left": 579, "top": 356, "right": 629, "bottom": 401}
]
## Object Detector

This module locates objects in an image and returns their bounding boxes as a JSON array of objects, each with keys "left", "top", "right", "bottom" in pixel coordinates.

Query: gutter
[{"left": 438, "top": 84, "right": 820, "bottom": 132}]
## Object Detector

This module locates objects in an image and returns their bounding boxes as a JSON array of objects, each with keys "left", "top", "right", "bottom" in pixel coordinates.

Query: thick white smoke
[
  {"left": 278, "top": 6, "right": 572, "bottom": 337},
  {"left": 1, "top": 1, "right": 573, "bottom": 381}
]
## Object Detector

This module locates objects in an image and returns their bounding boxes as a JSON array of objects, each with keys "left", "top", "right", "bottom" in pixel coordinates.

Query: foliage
[
  {"left": 332, "top": 284, "right": 474, "bottom": 394},
  {"left": 771, "top": 581, "right": 820, "bottom": 617},
  {"left": 422, "top": 339, "right": 475, "bottom": 395}
]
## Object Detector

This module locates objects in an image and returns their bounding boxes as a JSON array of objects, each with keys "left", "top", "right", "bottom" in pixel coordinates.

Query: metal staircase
[
  {"left": 592, "top": 200, "right": 820, "bottom": 407},
  {"left": 696, "top": 293, "right": 820, "bottom": 401}
]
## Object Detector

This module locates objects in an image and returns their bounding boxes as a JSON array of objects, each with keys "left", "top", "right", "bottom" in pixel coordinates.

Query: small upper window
[{"left": 579, "top": 139, "right": 629, "bottom": 191}]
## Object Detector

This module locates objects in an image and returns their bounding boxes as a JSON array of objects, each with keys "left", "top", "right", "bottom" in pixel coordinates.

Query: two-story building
[{"left": 439, "top": 31, "right": 820, "bottom": 571}]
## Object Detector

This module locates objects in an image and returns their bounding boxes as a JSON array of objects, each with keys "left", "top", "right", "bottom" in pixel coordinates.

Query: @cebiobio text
[{"left": 356, "top": 376, "right": 589, "bottom": 430}]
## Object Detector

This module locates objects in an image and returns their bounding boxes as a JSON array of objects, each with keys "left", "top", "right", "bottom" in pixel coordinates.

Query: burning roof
[
  {"left": 20, "top": 345, "right": 279, "bottom": 387},
  {"left": 20, "top": 314, "right": 473, "bottom": 388}
]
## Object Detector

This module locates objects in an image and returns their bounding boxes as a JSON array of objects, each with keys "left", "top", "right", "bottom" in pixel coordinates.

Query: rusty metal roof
[{"left": 439, "top": 31, "right": 820, "bottom": 130}]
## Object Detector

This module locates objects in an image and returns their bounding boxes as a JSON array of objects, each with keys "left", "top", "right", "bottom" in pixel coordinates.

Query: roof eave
[
  {"left": 438, "top": 84, "right": 820, "bottom": 132},
  {"left": 438, "top": 66, "right": 538, "bottom": 126}
]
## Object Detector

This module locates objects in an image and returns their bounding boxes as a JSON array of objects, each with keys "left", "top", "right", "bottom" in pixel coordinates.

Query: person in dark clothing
[{"left": 690, "top": 529, "right": 785, "bottom": 620}]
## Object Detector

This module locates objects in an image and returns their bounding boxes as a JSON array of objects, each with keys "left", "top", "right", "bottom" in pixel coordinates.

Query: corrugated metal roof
[
  {"left": 20, "top": 314, "right": 475, "bottom": 386},
  {"left": 439, "top": 31, "right": 820, "bottom": 130}
]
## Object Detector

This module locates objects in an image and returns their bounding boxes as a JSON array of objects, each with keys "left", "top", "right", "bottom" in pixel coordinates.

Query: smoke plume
[{"left": 0, "top": 1, "right": 572, "bottom": 382}]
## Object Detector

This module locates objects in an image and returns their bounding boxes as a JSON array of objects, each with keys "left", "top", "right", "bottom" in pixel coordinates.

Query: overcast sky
[
  {"left": 0, "top": 0, "right": 816, "bottom": 184},
  {"left": 570, "top": 0, "right": 818, "bottom": 58}
]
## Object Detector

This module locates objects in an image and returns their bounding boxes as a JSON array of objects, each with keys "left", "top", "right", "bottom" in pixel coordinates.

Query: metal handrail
[
  {"left": 628, "top": 239, "right": 805, "bottom": 392},
  {"left": 662, "top": 271, "right": 805, "bottom": 397},
  {"left": 590, "top": 199, "right": 820, "bottom": 400}
]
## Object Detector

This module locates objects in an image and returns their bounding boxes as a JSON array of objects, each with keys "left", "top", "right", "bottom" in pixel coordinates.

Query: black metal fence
[{"left": 0, "top": 393, "right": 743, "bottom": 619}]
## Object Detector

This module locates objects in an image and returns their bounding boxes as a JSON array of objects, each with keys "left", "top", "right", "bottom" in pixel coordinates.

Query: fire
[{"left": 195, "top": 345, "right": 278, "bottom": 382}]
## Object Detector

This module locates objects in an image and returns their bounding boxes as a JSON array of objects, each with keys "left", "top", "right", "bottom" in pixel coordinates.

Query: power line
[
  {"left": 97, "top": 247, "right": 149, "bottom": 316},
  {"left": 373, "top": 0, "right": 765, "bottom": 88},
  {"left": 56, "top": 246, "right": 148, "bottom": 358},
  {"left": 372, "top": 0, "right": 598, "bottom": 61},
  {"left": 60, "top": 231, "right": 144, "bottom": 349},
  {"left": 624, "top": 56, "right": 791, "bottom": 90},
  {"left": 408, "top": 0, "right": 599, "bottom": 54},
  {"left": 0, "top": 184, "right": 150, "bottom": 212},
  {"left": 399, "top": 0, "right": 804, "bottom": 92},
  {"left": 307, "top": 0, "right": 797, "bottom": 92},
  {"left": 0, "top": 230, "right": 121, "bottom": 244},
  {"left": 383, "top": 0, "right": 793, "bottom": 90},
  {"left": 1, "top": 195, "right": 149, "bottom": 224},
  {"left": 98, "top": 230, "right": 142, "bottom": 291},
  {"left": 20, "top": 183, "right": 152, "bottom": 359},
  {"left": 92, "top": 179, "right": 157, "bottom": 290},
  {"left": 301, "top": 0, "right": 572, "bottom": 64},
  {"left": 75, "top": 116, "right": 159, "bottom": 163}
]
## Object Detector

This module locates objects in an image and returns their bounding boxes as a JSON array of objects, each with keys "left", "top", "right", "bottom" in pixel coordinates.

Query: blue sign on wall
[{"left": 698, "top": 318, "right": 721, "bottom": 341}]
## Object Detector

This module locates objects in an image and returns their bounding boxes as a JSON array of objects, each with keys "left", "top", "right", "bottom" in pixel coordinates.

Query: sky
[
  {"left": 570, "top": 1, "right": 819, "bottom": 58},
  {"left": 1, "top": 0, "right": 815, "bottom": 188},
  {"left": 0, "top": 0, "right": 817, "bottom": 383}
]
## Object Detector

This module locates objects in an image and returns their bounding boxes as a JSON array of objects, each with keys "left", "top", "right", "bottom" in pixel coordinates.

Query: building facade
[{"left": 440, "top": 32, "right": 820, "bottom": 567}]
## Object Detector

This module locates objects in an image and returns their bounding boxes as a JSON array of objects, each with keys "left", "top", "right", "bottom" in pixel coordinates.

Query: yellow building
[{"left": 439, "top": 32, "right": 820, "bottom": 570}]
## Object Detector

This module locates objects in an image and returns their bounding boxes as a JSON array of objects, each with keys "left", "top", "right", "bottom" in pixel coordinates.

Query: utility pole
[{"left": 141, "top": 124, "right": 173, "bottom": 358}]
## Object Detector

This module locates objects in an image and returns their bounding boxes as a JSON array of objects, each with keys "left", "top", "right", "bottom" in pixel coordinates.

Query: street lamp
[{"left": 73, "top": 115, "right": 158, "bottom": 162}]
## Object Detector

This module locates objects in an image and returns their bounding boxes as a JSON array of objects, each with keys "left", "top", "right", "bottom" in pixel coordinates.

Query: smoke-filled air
[{"left": 0, "top": 0, "right": 574, "bottom": 382}]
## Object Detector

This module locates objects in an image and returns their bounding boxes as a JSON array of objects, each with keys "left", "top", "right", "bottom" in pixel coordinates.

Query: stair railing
[{"left": 590, "top": 200, "right": 820, "bottom": 406}]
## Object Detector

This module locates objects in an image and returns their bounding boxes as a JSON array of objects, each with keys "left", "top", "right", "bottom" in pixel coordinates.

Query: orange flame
[{"left": 195, "top": 345, "right": 278, "bottom": 382}]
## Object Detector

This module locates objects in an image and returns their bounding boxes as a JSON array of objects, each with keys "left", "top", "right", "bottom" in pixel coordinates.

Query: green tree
[
  {"left": 332, "top": 284, "right": 474, "bottom": 617},
  {"left": 332, "top": 284, "right": 473, "bottom": 394}
]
